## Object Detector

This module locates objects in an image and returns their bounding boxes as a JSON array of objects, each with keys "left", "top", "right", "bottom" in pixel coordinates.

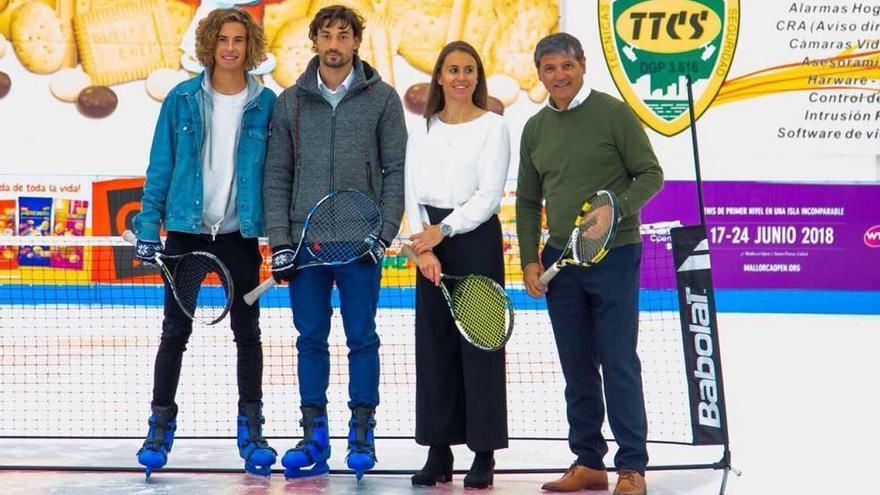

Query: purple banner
[{"left": 641, "top": 181, "right": 880, "bottom": 290}]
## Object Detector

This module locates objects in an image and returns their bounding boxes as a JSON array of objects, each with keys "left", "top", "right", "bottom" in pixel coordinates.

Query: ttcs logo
[
  {"left": 599, "top": 0, "right": 740, "bottom": 136},
  {"left": 865, "top": 225, "right": 880, "bottom": 247}
]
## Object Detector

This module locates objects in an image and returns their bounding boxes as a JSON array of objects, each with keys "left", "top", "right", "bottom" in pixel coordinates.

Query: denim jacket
[{"left": 134, "top": 71, "right": 276, "bottom": 241}]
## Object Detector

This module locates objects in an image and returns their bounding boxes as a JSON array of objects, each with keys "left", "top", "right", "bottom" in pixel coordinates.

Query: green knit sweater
[{"left": 516, "top": 89, "right": 664, "bottom": 268}]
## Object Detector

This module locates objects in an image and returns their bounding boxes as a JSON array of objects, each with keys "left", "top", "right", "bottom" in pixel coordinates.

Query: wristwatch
[{"left": 439, "top": 223, "right": 453, "bottom": 237}]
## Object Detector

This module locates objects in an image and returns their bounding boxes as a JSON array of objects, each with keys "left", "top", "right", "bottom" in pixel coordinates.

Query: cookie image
[
  {"left": 264, "top": 0, "right": 310, "bottom": 46},
  {"left": 165, "top": 0, "right": 195, "bottom": 47},
  {"left": 396, "top": 0, "right": 452, "bottom": 73},
  {"left": 528, "top": 82, "right": 547, "bottom": 103},
  {"left": 74, "top": 0, "right": 179, "bottom": 85},
  {"left": 0, "top": 71, "right": 10, "bottom": 98},
  {"left": 76, "top": 84, "right": 117, "bottom": 118},
  {"left": 483, "top": 0, "right": 557, "bottom": 91},
  {"left": 10, "top": 1, "right": 67, "bottom": 74},
  {"left": 271, "top": 15, "right": 312, "bottom": 88},
  {"left": 0, "top": 0, "right": 53, "bottom": 39},
  {"left": 309, "top": 0, "right": 372, "bottom": 16},
  {"left": 50, "top": 67, "right": 92, "bottom": 101},
  {"left": 359, "top": 11, "right": 396, "bottom": 86},
  {"left": 145, "top": 67, "right": 186, "bottom": 102},
  {"left": 487, "top": 74, "right": 518, "bottom": 107}
]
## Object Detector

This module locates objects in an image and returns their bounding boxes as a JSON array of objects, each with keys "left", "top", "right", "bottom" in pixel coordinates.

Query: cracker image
[
  {"left": 484, "top": 0, "right": 557, "bottom": 91},
  {"left": 165, "top": 0, "right": 195, "bottom": 47},
  {"left": 55, "top": 0, "right": 77, "bottom": 68},
  {"left": 359, "top": 11, "right": 395, "bottom": 86},
  {"left": 264, "top": 0, "right": 310, "bottom": 46},
  {"left": 74, "top": 0, "right": 179, "bottom": 85},
  {"left": 271, "top": 15, "right": 311, "bottom": 88},
  {"left": 1, "top": 0, "right": 54, "bottom": 39},
  {"left": 309, "top": 0, "right": 371, "bottom": 16},
  {"left": 396, "top": 0, "right": 452, "bottom": 73},
  {"left": 11, "top": 1, "right": 67, "bottom": 74}
]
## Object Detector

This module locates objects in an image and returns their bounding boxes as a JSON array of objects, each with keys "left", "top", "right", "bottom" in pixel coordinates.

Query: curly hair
[{"left": 195, "top": 8, "right": 266, "bottom": 72}]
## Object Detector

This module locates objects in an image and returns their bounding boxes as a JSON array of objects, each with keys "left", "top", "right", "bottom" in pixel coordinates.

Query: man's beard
[{"left": 321, "top": 51, "right": 349, "bottom": 68}]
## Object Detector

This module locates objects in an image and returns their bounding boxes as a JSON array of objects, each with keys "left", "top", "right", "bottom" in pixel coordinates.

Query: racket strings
[
  {"left": 306, "top": 192, "right": 383, "bottom": 263},
  {"left": 450, "top": 276, "right": 512, "bottom": 350},
  {"left": 573, "top": 195, "right": 614, "bottom": 263},
  {"left": 172, "top": 254, "right": 232, "bottom": 324}
]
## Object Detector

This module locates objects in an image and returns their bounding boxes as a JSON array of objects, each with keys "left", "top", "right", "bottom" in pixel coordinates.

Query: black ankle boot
[
  {"left": 463, "top": 451, "right": 494, "bottom": 489},
  {"left": 411, "top": 445, "right": 453, "bottom": 486}
]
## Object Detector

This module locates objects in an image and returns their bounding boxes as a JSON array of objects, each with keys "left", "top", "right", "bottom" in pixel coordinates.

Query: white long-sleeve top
[{"left": 404, "top": 111, "right": 511, "bottom": 237}]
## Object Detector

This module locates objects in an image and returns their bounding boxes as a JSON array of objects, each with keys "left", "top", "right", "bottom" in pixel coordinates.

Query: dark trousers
[
  {"left": 287, "top": 249, "right": 382, "bottom": 410},
  {"left": 414, "top": 206, "right": 508, "bottom": 452},
  {"left": 541, "top": 243, "right": 648, "bottom": 473},
  {"left": 152, "top": 231, "right": 264, "bottom": 409}
]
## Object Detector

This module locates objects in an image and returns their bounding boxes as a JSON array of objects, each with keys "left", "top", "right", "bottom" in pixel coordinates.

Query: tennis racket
[
  {"left": 123, "top": 230, "right": 233, "bottom": 325},
  {"left": 401, "top": 244, "right": 513, "bottom": 351},
  {"left": 539, "top": 189, "right": 619, "bottom": 285},
  {"left": 244, "top": 189, "right": 383, "bottom": 305}
]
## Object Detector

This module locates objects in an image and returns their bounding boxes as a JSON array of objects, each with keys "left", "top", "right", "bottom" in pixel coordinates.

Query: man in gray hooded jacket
[{"left": 262, "top": 4, "right": 406, "bottom": 481}]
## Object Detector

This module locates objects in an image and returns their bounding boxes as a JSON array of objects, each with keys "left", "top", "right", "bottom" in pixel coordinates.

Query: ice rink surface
[{"left": 1, "top": 312, "right": 878, "bottom": 494}]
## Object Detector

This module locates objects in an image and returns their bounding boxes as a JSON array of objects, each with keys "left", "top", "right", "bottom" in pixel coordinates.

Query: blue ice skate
[
  {"left": 137, "top": 404, "right": 177, "bottom": 479},
  {"left": 282, "top": 406, "right": 331, "bottom": 479},
  {"left": 237, "top": 402, "right": 277, "bottom": 477},
  {"left": 345, "top": 406, "right": 377, "bottom": 482}
]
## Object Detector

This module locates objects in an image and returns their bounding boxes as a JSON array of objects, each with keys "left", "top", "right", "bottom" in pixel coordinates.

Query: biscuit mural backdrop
[{"left": 0, "top": 0, "right": 878, "bottom": 296}]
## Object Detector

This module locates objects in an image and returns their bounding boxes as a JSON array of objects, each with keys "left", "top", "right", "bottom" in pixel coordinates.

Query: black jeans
[{"left": 151, "top": 231, "right": 264, "bottom": 409}]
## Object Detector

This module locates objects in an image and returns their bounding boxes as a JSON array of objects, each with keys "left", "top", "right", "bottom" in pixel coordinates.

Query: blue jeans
[
  {"left": 541, "top": 243, "right": 648, "bottom": 474},
  {"left": 287, "top": 251, "right": 382, "bottom": 409}
]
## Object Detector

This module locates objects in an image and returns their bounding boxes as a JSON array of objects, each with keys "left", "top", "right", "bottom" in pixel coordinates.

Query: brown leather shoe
[
  {"left": 541, "top": 463, "right": 609, "bottom": 492},
  {"left": 614, "top": 471, "right": 646, "bottom": 495}
]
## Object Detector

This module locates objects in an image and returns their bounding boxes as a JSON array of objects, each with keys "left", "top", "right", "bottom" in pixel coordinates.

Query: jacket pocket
[{"left": 248, "top": 128, "right": 268, "bottom": 140}]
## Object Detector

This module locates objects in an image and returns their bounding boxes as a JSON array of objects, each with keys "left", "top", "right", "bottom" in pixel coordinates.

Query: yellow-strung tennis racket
[
  {"left": 539, "top": 190, "right": 619, "bottom": 285},
  {"left": 401, "top": 244, "right": 513, "bottom": 351}
]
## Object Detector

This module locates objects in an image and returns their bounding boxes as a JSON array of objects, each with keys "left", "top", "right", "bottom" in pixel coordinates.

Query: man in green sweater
[{"left": 516, "top": 33, "right": 663, "bottom": 495}]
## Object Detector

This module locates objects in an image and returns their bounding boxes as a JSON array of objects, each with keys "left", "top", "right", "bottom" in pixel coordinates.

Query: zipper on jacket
[
  {"left": 329, "top": 107, "right": 336, "bottom": 191},
  {"left": 364, "top": 161, "right": 374, "bottom": 196}
]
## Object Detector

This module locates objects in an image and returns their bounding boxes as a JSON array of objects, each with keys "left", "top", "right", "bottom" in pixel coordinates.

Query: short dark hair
[
  {"left": 309, "top": 4, "right": 365, "bottom": 45},
  {"left": 424, "top": 41, "right": 489, "bottom": 122},
  {"left": 533, "top": 32, "right": 585, "bottom": 68}
]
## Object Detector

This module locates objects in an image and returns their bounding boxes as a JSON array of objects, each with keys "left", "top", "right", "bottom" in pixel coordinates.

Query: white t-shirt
[
  {"left": 202, "top": 87, "right": 247, "bottom": 236},
  {"left": 404, "top": 111, "right": 511, "bottom": 236}
]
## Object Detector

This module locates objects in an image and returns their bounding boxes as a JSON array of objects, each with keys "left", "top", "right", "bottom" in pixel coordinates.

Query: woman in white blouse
[{"left": 405, "top": 41, "right": 511, "bottom": 490}]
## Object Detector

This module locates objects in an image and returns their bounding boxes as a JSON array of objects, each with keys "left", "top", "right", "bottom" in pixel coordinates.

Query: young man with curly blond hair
[{"left": 132, "top": 8, "right": 277, "bottom": 478}]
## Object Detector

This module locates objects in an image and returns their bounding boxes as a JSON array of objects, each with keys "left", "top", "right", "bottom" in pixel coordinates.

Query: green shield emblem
[{"left": 599, "top": 0, "right": 740, "bottom": 136}]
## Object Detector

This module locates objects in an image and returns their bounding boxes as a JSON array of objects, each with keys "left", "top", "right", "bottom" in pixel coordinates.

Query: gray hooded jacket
[{"left": 263, "top": 56, "right": 407, "bottom": 248}]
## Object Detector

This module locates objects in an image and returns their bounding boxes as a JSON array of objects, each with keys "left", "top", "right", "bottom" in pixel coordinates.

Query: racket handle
[
  {"left": 244, "top": 277, "right": 277, "bottom": 306},
  {"left": 538, "top": 264, "right": 561, "bottom": 285},
  {"left": 399, "top": 243, "right": 418, "bottom": 262},
  {"left": 122, "top": 230, "right": 137, "bottom": 245}
]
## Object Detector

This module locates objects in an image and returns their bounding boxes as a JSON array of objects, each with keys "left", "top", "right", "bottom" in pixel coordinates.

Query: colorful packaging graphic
[
  {"left": 50, "top": 199, "right": 89, "bottom": 270},
  {"left": 0, "top": 200, "right": 16, "bottom": 270},
  {"left": 17, "top": 197, "right": 52, "bottom": 267}
]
